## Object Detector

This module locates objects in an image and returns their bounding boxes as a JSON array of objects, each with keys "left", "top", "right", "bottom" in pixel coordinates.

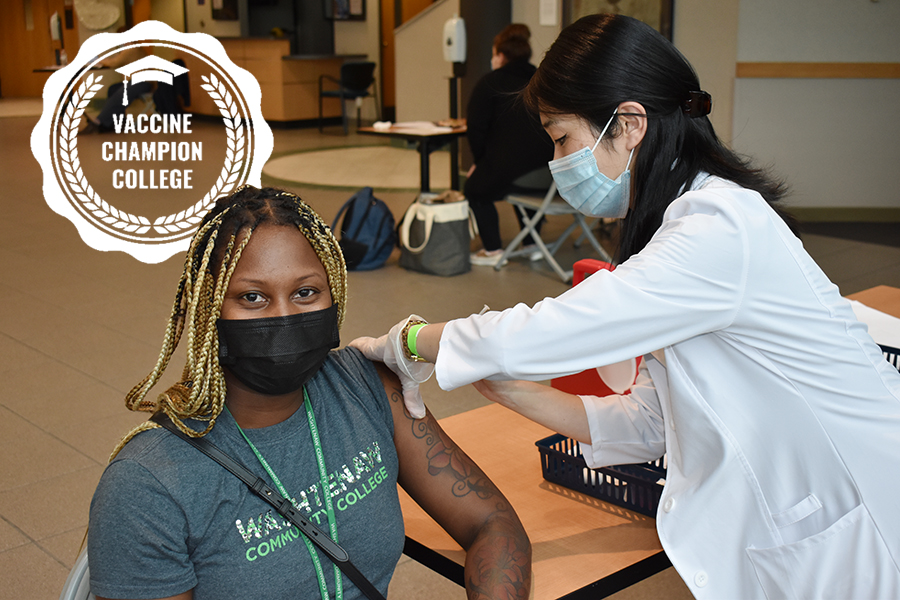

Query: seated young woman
[{"left": 87, "top": 185, "right": 531, "bottom": 600}]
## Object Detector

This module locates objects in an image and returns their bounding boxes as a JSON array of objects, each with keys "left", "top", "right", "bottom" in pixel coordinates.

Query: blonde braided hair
[{"left": 109, "top": 187, "right": 348, "bottom": 461}]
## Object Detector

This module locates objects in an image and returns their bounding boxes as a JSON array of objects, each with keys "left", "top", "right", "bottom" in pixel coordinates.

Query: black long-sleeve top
[{"left": 464, "top": 60, "right": 553, "bottom": 202}]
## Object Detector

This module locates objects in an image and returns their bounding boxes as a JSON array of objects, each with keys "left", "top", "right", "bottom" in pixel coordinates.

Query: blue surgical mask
[{"left": 548, "top": 112, "right": 634, "bottom": 218}]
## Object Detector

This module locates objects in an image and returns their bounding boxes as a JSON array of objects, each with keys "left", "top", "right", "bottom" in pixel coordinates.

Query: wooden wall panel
[
  {"left": 736, "top": 63, "right": 900, "bottom": 79},
  {"left": 180, "top": 40, "right": 344, "bottom": 122},
  {"left": 0, "top": 0, "right": 81, "bottom": 97}
]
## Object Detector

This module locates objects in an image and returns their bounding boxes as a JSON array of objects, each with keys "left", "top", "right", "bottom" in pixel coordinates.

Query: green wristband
[{"left": 407, "top": 323, "right": 426, "bottom": 360}]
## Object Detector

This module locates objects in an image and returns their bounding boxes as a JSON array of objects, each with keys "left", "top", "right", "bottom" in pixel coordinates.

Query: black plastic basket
[
  {"left": 880, "top": 344, "right": 900, "bottom": 372},
  {"left": 536, "top": 434, "right": 666, "bottom": 518}
]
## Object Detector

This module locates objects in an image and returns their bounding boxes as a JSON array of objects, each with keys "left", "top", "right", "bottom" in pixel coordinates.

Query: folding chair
[
  {"left": 494, "top": 170, "right": 613, "bottom": 282},
  {"left": 59, "top": 548, "right": 95, "bottom": 600}
]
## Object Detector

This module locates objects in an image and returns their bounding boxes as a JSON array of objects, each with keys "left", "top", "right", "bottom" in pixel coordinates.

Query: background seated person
[
  {"left": 81, "top": 34, "right": 150, "bottom": 134},
  {"left": 87, "top": 186, "right": 531, "bottom": 600},
  {"left": 466, "top": 24, "right": 554, "bottom": 266}
]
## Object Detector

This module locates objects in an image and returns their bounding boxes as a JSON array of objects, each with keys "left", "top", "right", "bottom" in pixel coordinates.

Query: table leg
[
  {"left": 557, "top": 551, "right": 671, "bottom": 599},
  {"left": 449, "top": 77, "right": 460, "bottom": 191},
  {"left": 419, "top": 138, "right": 431, "bottom": 193},
  {"left": 450, "top": 139, "right": 459, "bottom": 191},
  {"left": 403, "top": 537, "right": 464, "bottom": 588}
]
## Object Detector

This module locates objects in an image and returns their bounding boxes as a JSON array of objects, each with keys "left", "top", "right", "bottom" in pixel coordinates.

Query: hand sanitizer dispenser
[{"left": 443, "top": 16, "right": 466, "bottom": 63}]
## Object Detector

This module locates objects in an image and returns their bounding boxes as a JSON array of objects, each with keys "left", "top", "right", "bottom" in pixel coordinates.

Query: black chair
[{"left": 318, "top": 61, "right": 379, "bottom": 134}]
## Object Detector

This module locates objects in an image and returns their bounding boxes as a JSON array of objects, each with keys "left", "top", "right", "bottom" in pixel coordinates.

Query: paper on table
[
  {"left": 390, "top": 121, "right": 454, "bottom": 134},
  {"left": 392, "top": 121, "right": 438, "bottom": 128},
  {"left": 849, "top": 300, "right": 900, "bottom": 348}
]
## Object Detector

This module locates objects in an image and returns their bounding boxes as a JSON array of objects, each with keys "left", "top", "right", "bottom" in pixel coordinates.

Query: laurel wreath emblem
[{"left": 57, "top": 72, "right": 246, "bottom": 237}]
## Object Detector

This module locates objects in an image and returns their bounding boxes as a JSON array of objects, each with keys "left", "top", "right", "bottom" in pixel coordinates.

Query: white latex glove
[{"left": 349, "top": 315, "right": 434, "bottom": 419}]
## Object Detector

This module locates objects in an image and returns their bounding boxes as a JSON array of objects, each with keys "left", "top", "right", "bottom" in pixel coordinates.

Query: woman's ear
[
  {"left": 617, "top": 101, "right": 647, "bottom": 150},
  {"left": 491, "top": 50, "right": 508, "bottom": 70}
]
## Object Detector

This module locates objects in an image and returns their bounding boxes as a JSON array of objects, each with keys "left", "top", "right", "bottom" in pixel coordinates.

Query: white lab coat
[{"left": 436, "top": 175, "right": 900, "bottom": 599}]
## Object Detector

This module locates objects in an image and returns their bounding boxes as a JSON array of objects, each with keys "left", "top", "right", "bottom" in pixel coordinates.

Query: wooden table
[
  {"left": 848, "top": 285, "right": 900, "bottom": 319},
  {"left": 401, "top": 286, "right": 900, "bottom": 599},
  {"left": 399, "top": 404, "right": 668, "bottom": 599},
  {"left": 358, "top": 124, "right": 467, "bottom": 193}
]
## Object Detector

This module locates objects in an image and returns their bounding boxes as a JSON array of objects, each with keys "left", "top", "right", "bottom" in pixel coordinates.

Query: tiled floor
[{"left": 2, "top": 105, "right": 899, "bottom": 599}]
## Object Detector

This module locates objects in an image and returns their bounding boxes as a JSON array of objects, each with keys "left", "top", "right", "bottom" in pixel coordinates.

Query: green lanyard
[{"left": 229, "top": 388, "right": 342, "bottom": 600}]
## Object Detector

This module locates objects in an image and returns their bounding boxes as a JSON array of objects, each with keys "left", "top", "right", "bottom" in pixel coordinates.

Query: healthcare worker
[{"left": 352, "top": 13, "right": 900, "bottom": 599}]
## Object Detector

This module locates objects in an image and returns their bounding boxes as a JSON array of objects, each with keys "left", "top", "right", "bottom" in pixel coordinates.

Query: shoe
[
  {"left": 521, "top": 244, "right": 544, "bottom": 262},
  {"left": 470, "top": 249, "right": 506, "bottom": 267}
]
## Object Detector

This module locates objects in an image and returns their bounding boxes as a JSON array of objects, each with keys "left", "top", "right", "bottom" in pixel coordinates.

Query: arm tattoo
[
  {"left": 386, "top": 375, "right": 532, "bottom": 599},
  {"left": 388, "top": 382, "right": 495, "bottom": 499},
  {"left": 466, "top": 511, "right": 532, "bottom": 600}
]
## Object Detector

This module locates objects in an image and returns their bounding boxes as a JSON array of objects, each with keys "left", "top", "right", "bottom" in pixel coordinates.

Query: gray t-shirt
[{"left": 89, "top": 347, "right": 404, "bottom": 600}]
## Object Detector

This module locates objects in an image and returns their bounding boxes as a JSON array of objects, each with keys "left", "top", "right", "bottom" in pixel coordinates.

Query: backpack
[{"left": 332, "top": 187, "right": 396, "bottom": 271}]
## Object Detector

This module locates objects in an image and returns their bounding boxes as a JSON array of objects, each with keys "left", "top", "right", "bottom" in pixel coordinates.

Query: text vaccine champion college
[{"left": 101, "top": 113, "right": 201, "bottom": 190}]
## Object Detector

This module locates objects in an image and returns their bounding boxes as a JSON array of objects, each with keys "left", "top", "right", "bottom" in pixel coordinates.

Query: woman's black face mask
[{"left": 217, "top": 304, "right": 340, "bottom": 396}]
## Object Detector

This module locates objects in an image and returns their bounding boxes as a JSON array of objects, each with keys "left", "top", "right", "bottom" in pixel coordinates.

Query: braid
[
  {"left": 109, "top": 186, "right": 348, "bottom": 462},
  {"left": 278, "top": 191, "right": 348, "bottom": 326}
]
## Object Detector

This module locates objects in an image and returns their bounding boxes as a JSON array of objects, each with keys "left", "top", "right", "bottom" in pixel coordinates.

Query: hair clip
[{"left": 683, "top": 90, "right": 712, "bottom": 118}]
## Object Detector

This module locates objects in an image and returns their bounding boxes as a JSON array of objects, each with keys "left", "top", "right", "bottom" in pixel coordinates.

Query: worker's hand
[{"left": 350, "top": 315, "right": 434, "bottom": 419}]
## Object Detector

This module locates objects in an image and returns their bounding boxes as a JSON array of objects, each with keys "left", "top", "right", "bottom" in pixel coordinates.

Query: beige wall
[
  {"left": 334, "top": 0, "right": 382, "bottom": 122},
  {"left": 671, "top": 0, "right": 739, "bottom": 143},
  {"left": 512, "top": 0, "right": 562, "bottom": 65},
  {"left": 394, "top": 0, "right": 458, "bottom": 123},
  {"left": 732, "top": 0, "right": 900, "bottom": 211}
]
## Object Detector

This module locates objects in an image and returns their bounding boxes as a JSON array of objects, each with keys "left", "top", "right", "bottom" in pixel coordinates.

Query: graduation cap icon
[{"left": 115, "top": 55, "right": 189, "bottom": 106}]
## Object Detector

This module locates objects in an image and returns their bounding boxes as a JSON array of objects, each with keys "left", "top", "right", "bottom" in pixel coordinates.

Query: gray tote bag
[{"left": 399, "top": 193, "right": 477, "bottom": 276}]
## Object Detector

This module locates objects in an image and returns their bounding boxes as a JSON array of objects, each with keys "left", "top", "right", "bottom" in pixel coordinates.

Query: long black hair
[{"left": 523, "top": 14, "right": 796, "bottom": 262}]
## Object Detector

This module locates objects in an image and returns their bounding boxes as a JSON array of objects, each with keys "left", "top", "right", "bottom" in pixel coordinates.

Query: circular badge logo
[{"left": 31, "top": 21, "right": 273, "bottom": 263}]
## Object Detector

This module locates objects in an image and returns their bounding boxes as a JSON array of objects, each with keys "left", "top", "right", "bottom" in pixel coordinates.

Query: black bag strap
[{"left": 150, "top": 413, "right": 386, "bottom": 600}]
